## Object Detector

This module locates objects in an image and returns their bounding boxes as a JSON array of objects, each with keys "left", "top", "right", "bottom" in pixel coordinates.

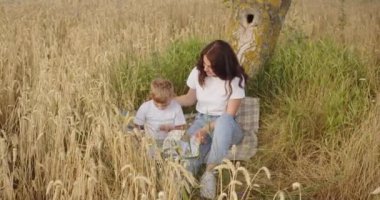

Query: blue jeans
[{"left": 186, "top": 113, "right": 244, "bottom": 175}]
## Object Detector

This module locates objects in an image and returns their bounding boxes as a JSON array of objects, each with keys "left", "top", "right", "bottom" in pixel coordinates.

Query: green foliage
[
  {"left": 117, "top": 38, "right": 205, "bottom": 110},
  {"left": 151, "top": 38, "right": 205, "bottom": 96},
  {"left": 245, "top": 31, "right": 378, "bottom": 199},
  {"left": 250, "top": 30, "right": 372, "bottom": 145}
]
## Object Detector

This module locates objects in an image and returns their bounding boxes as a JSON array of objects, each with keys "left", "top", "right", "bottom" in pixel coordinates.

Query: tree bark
[{"left": 229, "top": 0, "right": 292, "bottom": 77}]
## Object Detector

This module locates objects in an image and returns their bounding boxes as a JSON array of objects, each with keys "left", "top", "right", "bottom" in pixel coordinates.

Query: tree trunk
[{"left": 229, "top": 0, "right": 292, "bottom": 77}]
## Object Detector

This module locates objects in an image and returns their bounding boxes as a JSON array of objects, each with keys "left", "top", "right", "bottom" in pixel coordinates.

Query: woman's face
[{"left": 203, "top": 56, "right": 216, "bottom": 77}]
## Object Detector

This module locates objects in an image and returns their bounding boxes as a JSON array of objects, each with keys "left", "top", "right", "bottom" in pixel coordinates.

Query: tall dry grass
[
  {"left": 1, "top": 0, "right": 380, "bottom": 199},
  {"left": 286, "top": 0, "right": 380, "bottom": 84},
  {"left": 0, "top": 0, "right": 228, "bottom": 199}
]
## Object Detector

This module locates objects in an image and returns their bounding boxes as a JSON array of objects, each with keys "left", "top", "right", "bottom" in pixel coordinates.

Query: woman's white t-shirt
[{"left": 186, "top": 67, "right": 245, "bottom": 116}]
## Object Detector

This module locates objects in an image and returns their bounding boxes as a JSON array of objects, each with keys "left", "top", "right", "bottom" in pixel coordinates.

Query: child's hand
[{"left": 159, "top": 124, "right": 174, "bottom": 132}]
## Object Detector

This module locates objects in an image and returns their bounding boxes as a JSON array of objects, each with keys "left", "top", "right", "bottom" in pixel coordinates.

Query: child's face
[{"left": 153, "top": 100, "right": 170, "bottom": 110}]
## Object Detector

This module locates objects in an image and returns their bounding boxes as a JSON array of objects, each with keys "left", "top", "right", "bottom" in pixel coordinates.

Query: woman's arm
[
  {"left": 175, "top": 88, "right": 197, "bottom": 107},
  {"left": 200, "top": 98, "right": 241, "bottom": 131},
  {"left": 196, "top": 98, "right": 242, "bottom": 143},
  {"left": 225, "top": 98, "right": 242, "bottom": 116}
]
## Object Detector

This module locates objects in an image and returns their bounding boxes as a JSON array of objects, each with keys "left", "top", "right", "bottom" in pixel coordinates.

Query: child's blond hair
[{"left": 150, "top": 78, "right": 175, "bottom": 103}]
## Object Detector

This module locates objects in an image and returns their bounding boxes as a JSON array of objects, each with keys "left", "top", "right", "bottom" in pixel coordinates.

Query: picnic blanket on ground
[
  {"left": 226, "top": 97, "right": 259, "bottom": 161},
  {"left": 124, "top": 97, "right": 260, "bottom": 161},
  {"left": 184, "top": 97, "right": 260, "bottom": 161}
]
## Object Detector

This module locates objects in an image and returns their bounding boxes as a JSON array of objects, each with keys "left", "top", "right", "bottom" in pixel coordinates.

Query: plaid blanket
[
  {"left": 185, "top": 97, "right": 260, "bottom": 161},
  {"left": 226, "top": 97, "right": 259, "bottom": 161},
  {"left": 128, "top": 97, "right": 260, "bottom": 161}
]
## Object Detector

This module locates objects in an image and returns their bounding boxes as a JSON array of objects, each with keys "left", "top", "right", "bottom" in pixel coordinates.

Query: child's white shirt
[
  {"left": 186, "top": 67, "right": 245, "bottom": 116},
  {"left": 134, "top": 99, "right": 186, "bottom": 140}
]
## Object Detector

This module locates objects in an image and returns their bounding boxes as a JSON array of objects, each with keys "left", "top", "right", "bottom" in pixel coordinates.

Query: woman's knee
[
  {"left": 214, "top": 114, "right": 237, "bottom": 133},
  {"left": 213, "top": 113, "right": 243, "bottom": 142},
  {"left": 218, "top": 113, "right": 235, "bottom": 122}
]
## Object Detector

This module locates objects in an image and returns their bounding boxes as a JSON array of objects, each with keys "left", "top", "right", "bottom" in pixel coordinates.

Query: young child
[{"left": 134, "top": 78, "right": 186, "bottom": 146}]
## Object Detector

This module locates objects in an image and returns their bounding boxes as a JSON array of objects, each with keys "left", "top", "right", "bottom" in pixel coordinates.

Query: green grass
[
  {"left": 115, "top": 38, "right": 205, "bottom": 111},
  {"left": 251, "top": 31, "right": 372, "bottom": 143},
  {"left": 248, "top": 31, "right": 378, "bottom": 199}
]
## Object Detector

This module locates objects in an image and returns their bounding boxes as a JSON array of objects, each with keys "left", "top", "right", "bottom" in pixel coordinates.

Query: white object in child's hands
[
  {"left": 162, "top": 130, "right": 183, "bottom": 158},
  {"left": 161, "top": 130, "right": 200, "bottom": 159},
  {"left": 181, "top": 135, "right": 200, "bottom": 159}
]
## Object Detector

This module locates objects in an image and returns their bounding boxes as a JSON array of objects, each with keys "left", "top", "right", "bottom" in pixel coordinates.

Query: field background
[{"left": 0, "top": 0, "right": 379, "bottom": 199}]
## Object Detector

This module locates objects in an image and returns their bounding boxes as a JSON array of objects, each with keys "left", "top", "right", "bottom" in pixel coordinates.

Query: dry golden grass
[
  {"left": 1, "top": 0, "right": 380, "bottom": 199},
  {"left": 0, "top": 0, "right": 228, "bottom": 199},
  {"left": 286, "top": 0, "right": 380, "bottom": 77}
]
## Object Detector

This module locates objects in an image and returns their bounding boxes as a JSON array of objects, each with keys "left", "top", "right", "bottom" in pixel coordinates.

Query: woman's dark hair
[{"left": 196, "top": 40, "right": 248, "bottom": 96}]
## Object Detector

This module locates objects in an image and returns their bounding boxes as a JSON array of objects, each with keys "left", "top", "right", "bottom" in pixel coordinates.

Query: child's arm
[
  {"left": 168, "top": 102, "right": 187, "bottom": 131},
  {"left": 159, "top": 124, "right": 185, "bottom": 132},
  {"left": 173, "top": 125, "right": 185, "bottom": 130},
  {"left": 134, "top": 102, "right": 148, "bottom": 130},
  {"left": 159, "top": 99, "right": 187, "bottom": 132}
]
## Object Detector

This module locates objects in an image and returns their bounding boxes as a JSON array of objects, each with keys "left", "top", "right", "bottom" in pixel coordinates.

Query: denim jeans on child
[{"left": 186, "top": 113, "right": 244, "bottom": 175}]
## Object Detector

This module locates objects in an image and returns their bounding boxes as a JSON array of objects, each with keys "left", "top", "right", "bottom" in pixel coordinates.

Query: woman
[{"left": 176, "top": 40, "right": 248, "bottom": 199}]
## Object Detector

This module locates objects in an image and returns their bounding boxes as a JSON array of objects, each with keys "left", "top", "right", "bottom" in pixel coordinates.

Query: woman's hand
[{"left": 195, "top": 128, "right": 208, "bottom": 144}]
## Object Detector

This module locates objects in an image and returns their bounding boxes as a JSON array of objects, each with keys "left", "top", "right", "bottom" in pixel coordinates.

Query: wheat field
[
  {"left": 0, "top": 0, "right": 379, "bottom": 199},
  {"left": 0, "top": 0, "right": 228, "bottom": 199}
]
